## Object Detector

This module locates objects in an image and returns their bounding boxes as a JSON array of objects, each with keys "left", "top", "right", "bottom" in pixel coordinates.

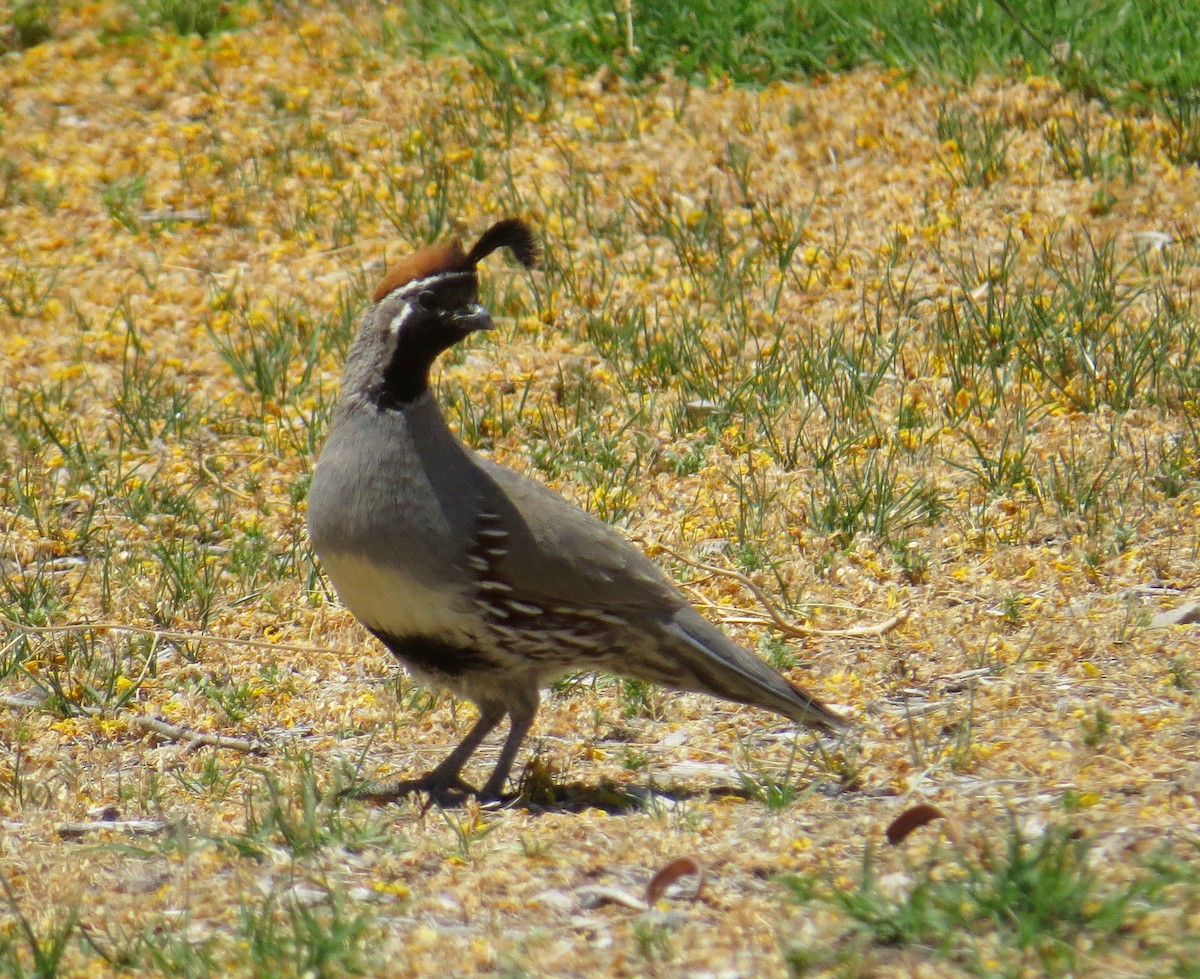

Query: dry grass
[{"left": 1, "top": 2, "right": 1199, "bottom": 976}]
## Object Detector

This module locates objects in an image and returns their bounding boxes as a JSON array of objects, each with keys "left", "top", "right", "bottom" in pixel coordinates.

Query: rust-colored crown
[{"left": 371, "top": 218, "right": 538, "bottom": 303}]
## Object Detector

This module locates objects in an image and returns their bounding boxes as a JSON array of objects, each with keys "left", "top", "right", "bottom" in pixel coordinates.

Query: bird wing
[
  {"left": 470, "top": 458, "right": 851, "bottom": 733},
  {"left": 473, "top": 457, "right": 687, "bottom": 615}
]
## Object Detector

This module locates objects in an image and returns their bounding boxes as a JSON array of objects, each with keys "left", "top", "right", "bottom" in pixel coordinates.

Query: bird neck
[
  {"left": 340, "top": 326, "right": 450, "bottom": 414},
  {"left": 391, "top": 388, "right": 447, "bottom": 431},
  {"left": 379, "top": 329, "right": 446, "bottom": 411}
]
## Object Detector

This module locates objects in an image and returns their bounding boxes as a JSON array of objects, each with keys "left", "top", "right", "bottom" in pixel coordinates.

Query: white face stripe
[
  {"left": 386, "top": 302, "right": 415, "bottom": 337},
  {"left": 378, "top": 269, "right": 475, "bottom": 306}
]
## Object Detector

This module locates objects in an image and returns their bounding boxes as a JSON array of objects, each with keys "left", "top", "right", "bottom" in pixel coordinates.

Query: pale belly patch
[{"left": 317, "top": 550, "right": 472, "bottom": 642}]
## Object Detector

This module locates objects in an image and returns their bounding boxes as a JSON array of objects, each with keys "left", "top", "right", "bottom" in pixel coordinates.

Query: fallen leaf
[
  {"left": 646, "top": 857, "right": 705, "bottom": 905},
  {"left": 886, "top": 803, "right": 945, "bottom": 845}
]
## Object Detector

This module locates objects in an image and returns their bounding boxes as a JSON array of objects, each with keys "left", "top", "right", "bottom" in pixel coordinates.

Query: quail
[{"left": 307, "top": 218, "right": 849, "bottom": 804}]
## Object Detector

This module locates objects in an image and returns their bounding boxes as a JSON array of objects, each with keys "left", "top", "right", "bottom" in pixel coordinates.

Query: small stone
[
  {"left": 684, "top": 399, "right": 722, "bottom": 422},
  {"left": 531, "top": 889, "right": 573, "bottom": 912},
  {"left": 282, "top": 883, "right": 328, "bottom": 907},
  {"left": 1150, "top": 602, "right": 1200, "bottom": 628}
]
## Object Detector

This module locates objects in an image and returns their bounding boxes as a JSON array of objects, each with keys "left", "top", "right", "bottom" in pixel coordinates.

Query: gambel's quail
[{"left": 307, "top": 218, "right": 849, "bottom": 803}]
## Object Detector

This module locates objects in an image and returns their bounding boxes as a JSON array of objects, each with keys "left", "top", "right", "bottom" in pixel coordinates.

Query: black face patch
[
  {"left": 377, "top": 309, "right": 454, "bottom": 409},
  {"left": 376, "top": 272, "right": 483, "bottom": 411},
  {"left": 416, "top": 274, "right": 479, "bottom": 316},
  {"left": 369, "top": 629, "right": 496, "bottom": 677}
]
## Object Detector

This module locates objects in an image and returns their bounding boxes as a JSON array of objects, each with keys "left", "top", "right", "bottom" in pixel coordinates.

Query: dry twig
[
  {"left": 0, "top": 614, "right": 344, "bottom": 657},
  {"left": 1, "top": 689, "right": 265, "bottom": 754},
  {"left": 0, "top": 619, "right": 272, "bottom": 754},
  {"left": 650, "top": 541, "right": 909, "bottom": 639},
  {"left": 57, "top": 819, "right": 169, "bottom": 839}
]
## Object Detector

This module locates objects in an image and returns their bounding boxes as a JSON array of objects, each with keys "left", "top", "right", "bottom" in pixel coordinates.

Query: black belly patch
[{"left": 368, "top": 629, "right": 494, "bottom": 677}]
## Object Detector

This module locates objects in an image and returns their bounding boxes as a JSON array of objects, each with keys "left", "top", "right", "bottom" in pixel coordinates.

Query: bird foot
[{"left": 344, "top": 773, "right": 483, "bottom": 808}]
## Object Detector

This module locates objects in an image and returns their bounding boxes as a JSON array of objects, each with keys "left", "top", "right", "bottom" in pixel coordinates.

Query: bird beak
[{"left": 454, "top": 304, "right": 494, "bottom": 332}]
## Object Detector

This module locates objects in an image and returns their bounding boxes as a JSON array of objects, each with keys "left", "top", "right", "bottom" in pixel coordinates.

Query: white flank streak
[{"left": 319, "top": 550, "right": 471, "bottom": 641}]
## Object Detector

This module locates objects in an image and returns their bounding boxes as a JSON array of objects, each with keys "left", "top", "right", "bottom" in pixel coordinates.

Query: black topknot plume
[{"left": 466, "top": 218, "right": 539, "bottom": 270}]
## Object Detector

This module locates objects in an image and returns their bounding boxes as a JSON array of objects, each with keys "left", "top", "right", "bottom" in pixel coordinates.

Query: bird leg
[
  {"left": 478, "top": 689, "right": 539, "bottom": 802},
  {"left": 350, "top": 701, "right": 506, "bottom": 806}
]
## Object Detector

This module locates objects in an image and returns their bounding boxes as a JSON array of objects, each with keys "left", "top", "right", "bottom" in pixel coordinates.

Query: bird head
[{"left": 346, "top": 219, "right": 538, "bottom": 410}]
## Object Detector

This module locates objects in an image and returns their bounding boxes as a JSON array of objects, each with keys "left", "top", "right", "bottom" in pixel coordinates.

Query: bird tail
[{"left": 653, "top": 610, "right": 851, "bottom": 733}]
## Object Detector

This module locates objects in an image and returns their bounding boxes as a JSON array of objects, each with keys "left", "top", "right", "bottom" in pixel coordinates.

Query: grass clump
[
  {"left": 782, "top": 822, "right": 1200, "bottom": 976},
  {"left": 1, "top": 0, "right": 55, "bottom": 52},
  {"left": 126, "top": 0, "right": 244, "bottom": 38},
  {"left": 375, "top": 0, "right": 1200, "bottom": 94}
]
